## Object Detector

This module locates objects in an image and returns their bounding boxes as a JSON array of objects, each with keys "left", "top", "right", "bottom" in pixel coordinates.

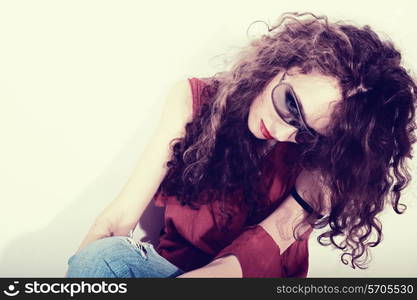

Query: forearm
[
  {"left": 177, "top": 195, "right": 307, "bottom": 278},
  {"left": 177, "top": 170, "right": 324, "bottom": 278},
  {"left": 176, "top": 255, "right": 242, "bottom": 278}
]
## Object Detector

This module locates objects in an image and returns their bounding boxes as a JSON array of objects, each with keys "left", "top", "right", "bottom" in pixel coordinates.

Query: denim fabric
[{"left": 66, "top": 236, "right": 185, "bottom": 278}]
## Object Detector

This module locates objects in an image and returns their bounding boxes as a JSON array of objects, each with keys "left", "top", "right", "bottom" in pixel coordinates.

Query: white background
[{"left": 0, "top": 0, "right": 416, "bottom": 277}]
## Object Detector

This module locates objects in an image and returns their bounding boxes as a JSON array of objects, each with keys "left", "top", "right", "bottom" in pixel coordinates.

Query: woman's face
[{"left": 248, "top": 67, "right": 342, "bottom": 143}]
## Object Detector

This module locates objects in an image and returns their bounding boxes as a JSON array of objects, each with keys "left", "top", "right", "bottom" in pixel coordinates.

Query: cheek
[
  {"left": 248, "top": 95, "right": 266, "bottom": 135},
  {"left": 248, "top": 91, "right": 278, "bottom": 129},
  {"left": 249, "top": 95, "right": 261, "bottom": 118},
  {"left": 254, "top": 94, "right": 269, "bottom": 117},
  {"left": 247, "top": 100, "right": 258, "bottom": 130}
]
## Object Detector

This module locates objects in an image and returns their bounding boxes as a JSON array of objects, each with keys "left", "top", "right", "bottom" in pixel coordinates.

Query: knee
[{"left": 66, "top": 236, "right": 128, "bottom": 278}]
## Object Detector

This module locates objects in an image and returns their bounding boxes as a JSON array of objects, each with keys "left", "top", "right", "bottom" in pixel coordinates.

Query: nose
[{"left": 275, "top": 126, "right": 298, "bottom": 143}]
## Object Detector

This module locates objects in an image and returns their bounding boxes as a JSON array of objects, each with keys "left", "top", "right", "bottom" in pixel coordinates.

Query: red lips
[{"left": 260, "top": 119, "right": 274, "bottom": 139}]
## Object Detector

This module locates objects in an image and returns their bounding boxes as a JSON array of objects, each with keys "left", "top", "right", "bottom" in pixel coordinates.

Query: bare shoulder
[
  {"left": 170, "top": 78, "right": 193, "bottom": 100},
  {"left": 157, "top": 79, "right": 194, "bottom": 138},
  {"left": 164, "top": 79, "right": 193, "bottom": 120}
]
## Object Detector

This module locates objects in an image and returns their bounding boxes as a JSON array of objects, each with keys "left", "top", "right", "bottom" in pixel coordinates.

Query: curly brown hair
[{"left": 156, "top": 12, "right": 417, "bottom": 269}]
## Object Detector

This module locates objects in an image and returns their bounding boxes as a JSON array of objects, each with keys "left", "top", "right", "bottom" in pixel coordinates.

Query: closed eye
[
  {"left": 285, "top": 91, "right": 298, "bottom": 115},
  {"left": 287, "top": 119, "right": 301, "bottom": 128}
]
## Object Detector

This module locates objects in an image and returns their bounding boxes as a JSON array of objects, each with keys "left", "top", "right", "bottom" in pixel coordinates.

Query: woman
[{"left": 66, "top": 12, "right": 416, "bottom": 278}]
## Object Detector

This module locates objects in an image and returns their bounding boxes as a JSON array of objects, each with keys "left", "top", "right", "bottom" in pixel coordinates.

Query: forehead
[{"left": 283, "top": 69, "right": 342, "bottom": 133}]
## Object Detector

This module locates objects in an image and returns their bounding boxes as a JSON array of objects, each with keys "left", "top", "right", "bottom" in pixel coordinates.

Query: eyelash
[
  {"left": 284, "top": 93, "right": 301, "bottom": 127},
  {"left": 288, "top": 119, "right": 300, "bottom": 127},
  {"left": 286, "top": 93, "right": 298, "bottom": 114}
]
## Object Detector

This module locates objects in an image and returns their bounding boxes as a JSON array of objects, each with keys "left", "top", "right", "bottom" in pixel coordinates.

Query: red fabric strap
[{"left": 212, "top": 224, "right": 282, "bottom": 278}]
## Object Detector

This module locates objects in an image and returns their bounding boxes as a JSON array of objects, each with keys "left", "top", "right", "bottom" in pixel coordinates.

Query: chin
[
  {"left": 249, "top": 123, "right": 264, "bottom": 139},
  {"left": 247, "top": 112, "right": 264, "bottom": 140}
]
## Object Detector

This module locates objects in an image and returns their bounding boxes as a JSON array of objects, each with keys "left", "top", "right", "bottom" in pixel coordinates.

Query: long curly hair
[{"left": 156, "top": 12, "right": 417, "bottom": 269}]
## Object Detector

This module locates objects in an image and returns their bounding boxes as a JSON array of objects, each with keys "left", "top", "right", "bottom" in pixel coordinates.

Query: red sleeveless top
[{"left": 153, "top": 77, "right": 313, "bottom": 278}]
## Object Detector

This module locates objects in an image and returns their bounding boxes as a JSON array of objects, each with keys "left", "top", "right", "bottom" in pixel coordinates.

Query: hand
[
  {"left": 75, "top": 201, "right": 139, "bottom": 253},
  {"left": 294, "top": 168, "right": 331, "bottom": 215}
]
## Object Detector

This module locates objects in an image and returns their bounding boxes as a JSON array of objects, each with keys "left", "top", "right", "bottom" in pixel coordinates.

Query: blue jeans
[{"left": 66, "top": 236, "right": 185, "bottom": 278}]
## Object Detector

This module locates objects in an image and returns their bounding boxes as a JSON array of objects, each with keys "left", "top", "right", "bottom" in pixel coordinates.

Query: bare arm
[
  {"left": 76, "top": 79, "right": 194, "bottom": 251},
  {"left": 110, "top": 79, "right": 194, "bottom": 215}
]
